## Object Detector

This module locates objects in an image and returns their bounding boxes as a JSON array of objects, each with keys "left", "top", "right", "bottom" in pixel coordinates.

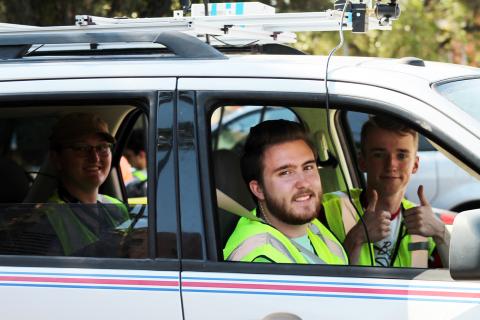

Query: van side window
[{"left": 0, "top": 107, "right": 149, "bottom": 259}]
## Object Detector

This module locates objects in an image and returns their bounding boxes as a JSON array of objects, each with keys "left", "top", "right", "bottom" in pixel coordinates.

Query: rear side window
[
  {"left": 212, "top": 105, "right": 299, "bottom": 154},
  {"left": 0, "top": 105, "right": 150, "bottom": 259}
]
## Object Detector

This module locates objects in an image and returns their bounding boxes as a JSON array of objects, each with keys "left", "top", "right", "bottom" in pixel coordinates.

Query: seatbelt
[
  {"left": 339, "top": 196, "right": 358, "bottom": 234},
  {"left": 216, "top": 189, "right": 262, "bottom": 222}
]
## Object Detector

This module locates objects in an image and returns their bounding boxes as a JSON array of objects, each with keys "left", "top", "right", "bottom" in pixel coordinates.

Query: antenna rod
[{"left": 204, "top": 0, "right": 210, "bottom": 44}]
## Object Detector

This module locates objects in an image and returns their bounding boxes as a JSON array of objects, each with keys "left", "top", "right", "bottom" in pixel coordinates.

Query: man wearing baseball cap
[{"left": 43, "top": 112, "right": 130, "bottom": 256}]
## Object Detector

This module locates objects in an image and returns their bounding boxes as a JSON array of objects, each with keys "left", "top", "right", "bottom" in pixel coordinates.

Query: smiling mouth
[
  {"left": 381, "top": 176, "right": 399, "bottom": 179},
  {"left": 293, "top": 193, "right": 313, "bottom": 202}
]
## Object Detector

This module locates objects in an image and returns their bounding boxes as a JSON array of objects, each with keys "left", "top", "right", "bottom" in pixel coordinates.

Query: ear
[
  {"left": 411, "top": 154, "right": 419, "bottom": 174},
  {"left": 249, "top": 180, "right": 265, "bottom": 201},
  {"left": 358, "top": 152, "right": 367, "bottom": 172}
]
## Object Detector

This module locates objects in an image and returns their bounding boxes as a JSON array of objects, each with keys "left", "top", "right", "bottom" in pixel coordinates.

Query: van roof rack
[{"left": 0, "top": 1, "right": 399, "bottom": 60}]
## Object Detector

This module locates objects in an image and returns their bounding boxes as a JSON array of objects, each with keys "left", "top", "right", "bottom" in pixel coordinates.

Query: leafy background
[{"left": 1, "top": 0, "right": 478, "bottom": 65}]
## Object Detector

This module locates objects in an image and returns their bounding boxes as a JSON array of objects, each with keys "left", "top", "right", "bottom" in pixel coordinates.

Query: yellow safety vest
[
  {"left": 223, "top": 208, "right": 348, "bottom": 265},
  {"left": 43, "top": 190, "right": 130, "bottom": 255},
  {"left": 132, "top": 169, "right": 147, "bottom": 182},
  {"left": 322, "top": 189, "right": 435, "bottom": 267}
]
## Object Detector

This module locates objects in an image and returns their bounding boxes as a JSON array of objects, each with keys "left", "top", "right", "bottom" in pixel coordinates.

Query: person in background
[{"left": 123, "top": 129, "right": 147, "bottom": 198}]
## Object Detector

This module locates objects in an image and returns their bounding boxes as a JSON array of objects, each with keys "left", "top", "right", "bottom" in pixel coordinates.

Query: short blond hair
[{"left": 360, "top": 115, "right": 418, "bottom": 155}]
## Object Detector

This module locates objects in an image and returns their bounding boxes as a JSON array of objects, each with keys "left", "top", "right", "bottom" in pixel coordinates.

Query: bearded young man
[{"left": 223, "top": 120, "right": 347, "bottom": 265}]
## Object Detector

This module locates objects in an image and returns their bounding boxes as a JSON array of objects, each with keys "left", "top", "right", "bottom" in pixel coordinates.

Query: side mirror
[{"left": 450, "top": 209, "right": 480, "bottom": 279}]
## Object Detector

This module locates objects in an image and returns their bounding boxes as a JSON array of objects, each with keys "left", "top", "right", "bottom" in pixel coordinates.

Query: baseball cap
[{"left": 49, "top": 112, "right": 115, "bottom": 149}]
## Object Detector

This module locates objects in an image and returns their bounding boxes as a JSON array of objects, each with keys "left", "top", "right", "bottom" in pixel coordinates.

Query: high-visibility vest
[
  {"left": 322, "top": 189, "right": 435, "bottom": 267},
  {"left": 44, "top": 190, "right": 130, "bottom": 255},
  {"left": 223, "top": 208, "right": 348, "bottom": 265},
  {"left": 132, "top": 169, "right": 147, "bottom": 182}
]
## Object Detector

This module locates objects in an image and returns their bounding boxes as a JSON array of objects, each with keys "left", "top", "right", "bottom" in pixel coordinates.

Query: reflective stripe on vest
[
  {"left": 322, "top": 189, "right": 434, "bottom": 267},
  {"left": 227, "top": 232, "right": 300, "bottom": 263},
  {"left": 224, "top": 208, "right": 348, "bottom": 265},
  {"left": 132, "top": 169, "right": 147, "bottom": 182},
  {"left": 309, "top": 220, "right": 348, "bottom": 263}
]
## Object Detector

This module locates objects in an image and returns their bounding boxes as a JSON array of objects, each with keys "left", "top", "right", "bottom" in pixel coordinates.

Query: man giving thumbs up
[{"left": 322, "top": 115, "right": 450, "bottom": 267}]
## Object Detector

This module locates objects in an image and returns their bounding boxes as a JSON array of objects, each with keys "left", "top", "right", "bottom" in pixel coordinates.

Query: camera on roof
[
  {"left": 333, "top": 0, "right": 368, "bottom": 33},
  {"left": 374, "top": 0, "right": 401, "bottom": 25},
  {"left": 333, "top": 0, "right": 400, "bottom": 30}
]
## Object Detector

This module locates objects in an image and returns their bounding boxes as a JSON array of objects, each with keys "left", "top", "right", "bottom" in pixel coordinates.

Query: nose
[
  {"left": 86, "top": 147, "right": 101, "bottom": 161},
  {"left": 385, "top": 153, "right": 398, "bottom": 170},
  {"left": 294, "top": 171, "right": 311, "bottom": 189}
]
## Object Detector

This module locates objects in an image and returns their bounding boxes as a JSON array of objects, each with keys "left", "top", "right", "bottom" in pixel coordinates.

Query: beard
[{"left": 263, "top": 188, "right": 321, "bottom": 225}]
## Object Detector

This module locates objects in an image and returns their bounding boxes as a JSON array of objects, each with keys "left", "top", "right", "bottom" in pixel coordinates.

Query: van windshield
[{"left": 435, "top": 78, "right": 480, "bottom": 122}]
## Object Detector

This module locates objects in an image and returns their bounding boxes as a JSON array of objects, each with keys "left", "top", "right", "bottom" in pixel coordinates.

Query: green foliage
[
  {"left": 0, "top": 0, "right": 477, "bottom": 65},
  {"left": 0, "top": 0, "right": 179, "bottom": 25},
  {"left": 294, "top": 0, "right": 478, "bottom": 65}
]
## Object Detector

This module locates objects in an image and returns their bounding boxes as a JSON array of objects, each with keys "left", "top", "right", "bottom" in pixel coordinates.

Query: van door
[
  {"left": 0, "top": 78, "right": 183, "bottom": 320},
  {"left": 178, "top": 77, "right": 480, "bottom": 320}
]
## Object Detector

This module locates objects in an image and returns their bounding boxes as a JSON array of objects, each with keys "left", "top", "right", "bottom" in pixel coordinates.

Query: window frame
[
  {"left": 0, "top": 89, "right": 179, "bottom": 271},
  {"left": 188, "top": 87, "right": 479, "bottom": 281}
]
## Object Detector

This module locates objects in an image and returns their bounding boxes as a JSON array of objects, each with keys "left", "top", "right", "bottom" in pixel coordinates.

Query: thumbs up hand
[
  {"left": 403, "top": 185, "right": 445, "bottom": 238},
  {"left": 362, "top": 189, "right": 392, "bottom": 242}
]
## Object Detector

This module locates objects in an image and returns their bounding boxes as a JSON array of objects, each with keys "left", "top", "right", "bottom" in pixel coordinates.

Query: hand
[
  {"left": 343, "top": 189, "right": 390, "bottom": 265},
  {"left": 361, "top": 189, "right": 391, "bottom": 243},
  {"left": 403, "top": 185, "right": 445, "bottom": 239}
]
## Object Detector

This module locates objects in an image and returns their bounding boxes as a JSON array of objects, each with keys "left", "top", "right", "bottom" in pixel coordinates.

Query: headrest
[
  {"left": 22, "top": 155, "right": 58, "bottom": 204},
  {"left": 0, "top": 157, "right": 29, "bottom": 203},
  {"left": 213, "top": 149, "right": 255, "bottom": 212}
]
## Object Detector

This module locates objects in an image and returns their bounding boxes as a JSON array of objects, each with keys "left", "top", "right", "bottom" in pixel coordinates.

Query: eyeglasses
[{"left": 64, "top": 143, "right": 113, "bottom": 157}]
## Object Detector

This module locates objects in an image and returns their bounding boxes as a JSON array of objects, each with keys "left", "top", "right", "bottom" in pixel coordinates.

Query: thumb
[
  {"left": 417, "top": 185, "right": 430, "bottom": 206},
  {"left": 366, "top": 189, "right": 378, "bottom": 213}
]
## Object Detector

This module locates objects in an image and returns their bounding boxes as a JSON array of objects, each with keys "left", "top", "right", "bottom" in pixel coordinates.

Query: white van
[{"left": 0, "top": 2, "right": 479, "bottom": 319}]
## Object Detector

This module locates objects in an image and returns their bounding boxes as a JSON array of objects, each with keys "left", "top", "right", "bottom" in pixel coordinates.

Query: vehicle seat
[
  {"left": 0, "top": 157, "right": 30, "bottom": 203},
  {"left": 23, "top": 156, "right": 58, "bottom": 203},
  {"left": 213, "top": 149, "right": 255, "bottom": 250}
]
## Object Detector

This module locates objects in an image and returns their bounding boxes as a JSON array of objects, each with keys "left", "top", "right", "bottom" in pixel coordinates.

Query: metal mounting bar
[
  {"left": 0, "top": 8, "right": 392, "bottom": 40},
  {"left": 0, "top": 20, "right": 193, "bottom": 35},
  {"left": 0, "top": 22, "right": 41, "bottom": 31},
  {"left": 0, "top": 4, "right": 397, "bottom": 58},
  {"left": 76, "top": 10, "right": 392, "bottom": 32}
]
